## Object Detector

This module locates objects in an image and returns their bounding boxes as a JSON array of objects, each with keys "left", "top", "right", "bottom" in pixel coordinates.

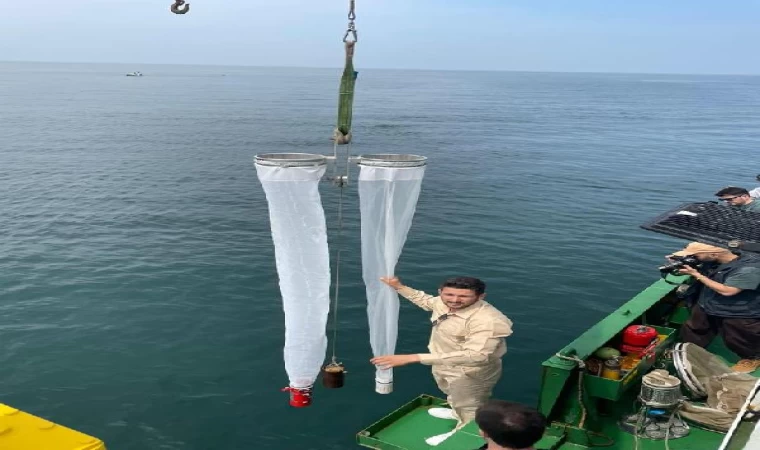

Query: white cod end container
[{"left": 375, "top": 379, "right": 394, "bottom": 394}]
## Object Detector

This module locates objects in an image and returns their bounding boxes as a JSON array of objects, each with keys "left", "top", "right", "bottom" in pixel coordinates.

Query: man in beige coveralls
[{"left": 370, "top": 276, "right": 514, "bottom": 426}]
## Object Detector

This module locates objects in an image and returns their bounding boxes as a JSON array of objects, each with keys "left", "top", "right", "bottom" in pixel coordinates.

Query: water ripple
[{"left": 2, "top": 63, "right": 760, "bottom": 449}]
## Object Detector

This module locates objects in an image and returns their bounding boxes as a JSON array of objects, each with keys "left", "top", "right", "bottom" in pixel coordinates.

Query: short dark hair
[
  {"left": 439, "top": 276, "right": 486, "bottom": 295},
  {"left": 715, "top": 186, "right": 749, "bottom": 197},
  {"left": 475, "top": 400, "right": 547, "bottom": 449}
]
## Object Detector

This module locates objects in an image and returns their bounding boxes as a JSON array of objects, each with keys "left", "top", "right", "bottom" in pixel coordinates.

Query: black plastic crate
[{"left": 641, "top": 202, "right": 760, "bottom": 248}]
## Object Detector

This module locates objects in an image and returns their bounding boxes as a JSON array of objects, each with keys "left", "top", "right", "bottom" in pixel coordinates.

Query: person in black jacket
[{"left": 472, "top": 400, "right": 546, "bottom": 450}]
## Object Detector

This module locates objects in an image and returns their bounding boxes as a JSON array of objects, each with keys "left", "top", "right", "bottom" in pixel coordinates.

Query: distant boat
[{"left": 126, "top": 71, "right": 143, "bottom": 77}]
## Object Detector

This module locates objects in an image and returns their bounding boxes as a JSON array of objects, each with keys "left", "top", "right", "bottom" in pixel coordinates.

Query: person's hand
[
  {"left": 677, "top": 265, "right": 700, "bottom": 277},
  {"left": 370, "top": 354, "right": 420, "bottom": 369},
  {"left": 380, "top": 276, "right": 404, "bottom": 290}
]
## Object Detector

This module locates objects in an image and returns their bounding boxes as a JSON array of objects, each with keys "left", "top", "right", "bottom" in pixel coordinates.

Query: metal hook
[
  {"left": 342, "top": 28, "right": 358, "bottom": 43},
  {"left": 170, "top": 0, "right": 190, "bottom": 14}
]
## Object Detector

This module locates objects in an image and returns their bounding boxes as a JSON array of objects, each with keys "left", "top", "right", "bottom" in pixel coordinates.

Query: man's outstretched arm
[{"left": 381, "top": 276, "right": 437, "bottom": 311}]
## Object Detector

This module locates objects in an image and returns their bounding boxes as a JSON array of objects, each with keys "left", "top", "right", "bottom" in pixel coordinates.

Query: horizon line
[{"left": 2, "top": 59, "right": 759, "bottom": 77}]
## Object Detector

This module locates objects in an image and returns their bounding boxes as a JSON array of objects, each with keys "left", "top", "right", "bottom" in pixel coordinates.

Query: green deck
[
  {"left": 356, "top": 394, "right": 730, "bottom": 450},
  {"left": 358, "top": 395, "right": 484, "bottom": 450},
  {"left": 357, "top": 276, "right": 759, "bottom": 450}
]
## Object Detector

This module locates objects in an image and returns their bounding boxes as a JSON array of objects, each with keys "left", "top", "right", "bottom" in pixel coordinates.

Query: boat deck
[
  {"left": 356, "top": 395, "right": 732, "bottom": 450},
  {"left": 357, "top": 395, "right": 482, "bottom": 450},
  {"left": 0, "top": 404, "right": 105, "bottom": 450},
  {"left": 357, "top": 277, "right": 759, "bottom": 450},
  {"left": 357, "top": 349, "right": 758, "bottom": 450}
]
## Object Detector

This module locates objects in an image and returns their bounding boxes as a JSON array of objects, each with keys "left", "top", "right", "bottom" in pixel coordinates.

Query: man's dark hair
[
  {"left": 715, "top": 186, "right": 749, "bottom": 197},
  {"left": 440, "top": 276, "right": 486, "bottom": 295},
  {"left": 475, "top": 400, "right": 546, "bottom": 449}
]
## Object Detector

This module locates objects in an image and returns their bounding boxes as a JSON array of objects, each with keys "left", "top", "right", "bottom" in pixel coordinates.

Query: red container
[
  {"left": 282, "top": 386, "right": 312, "bottom": 407},
  {"left": 620, "top": 343, "right": 648, "bottom": 355},
  {"left": 622, "top": 325, "right": 658, "bottom": 347}
]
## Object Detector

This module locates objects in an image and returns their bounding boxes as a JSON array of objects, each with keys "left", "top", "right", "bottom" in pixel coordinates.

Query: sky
[{"left": 1, "top": 0, "right": 759, "bottom": 74}]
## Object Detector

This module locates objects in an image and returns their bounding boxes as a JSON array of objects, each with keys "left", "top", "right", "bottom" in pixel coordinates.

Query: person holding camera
[{"left": 670, "top": 242, "right": 760, "bottom": 373}]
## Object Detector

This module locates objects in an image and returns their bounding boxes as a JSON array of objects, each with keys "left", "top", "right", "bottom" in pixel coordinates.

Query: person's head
[
  {"left": 475, "top": 400, "right": 546, "bottom": 450},
  {"left": 715, "top": 186, "right": 753, "bottom": 207},
  {"left": 668, "top": 242, "right": 736, "bottom": 264},
  {"left": 438, "top": 276, "right": 486, "bottom": 310}
]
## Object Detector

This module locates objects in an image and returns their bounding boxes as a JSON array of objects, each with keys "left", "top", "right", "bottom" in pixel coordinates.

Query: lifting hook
[{"left": 170, "top": 0, "right": 190, "bottom": 14}]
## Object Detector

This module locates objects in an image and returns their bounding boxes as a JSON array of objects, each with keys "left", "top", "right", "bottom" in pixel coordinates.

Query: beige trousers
[{"left": 432, "top": 362, "right": 502, "bottom": 426}]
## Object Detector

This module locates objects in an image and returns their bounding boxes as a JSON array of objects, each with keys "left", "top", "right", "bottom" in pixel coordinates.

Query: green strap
[{"left": 334, "top": 41, "right": 358, "bottom": 145}]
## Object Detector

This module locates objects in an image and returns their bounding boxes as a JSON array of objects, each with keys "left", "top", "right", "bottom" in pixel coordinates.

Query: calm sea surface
[{"left": 1, "top": 62, "right": 759, "bottom": 449}]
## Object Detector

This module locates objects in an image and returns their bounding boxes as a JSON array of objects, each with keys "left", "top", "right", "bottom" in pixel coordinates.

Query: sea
[{"left": 1, "top": 62, "right": 759, "bottom": 449}]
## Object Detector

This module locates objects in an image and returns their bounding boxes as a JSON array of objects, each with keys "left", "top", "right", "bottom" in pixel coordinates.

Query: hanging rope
[
  {"left": 325, "top": 2, "right": 358, "bottom": 368},
  {"left": 329, "top": 158, "right": 348, "bottom": 365},
  {"left": 333, "top": 0, "right": 358, "bottom": 145},
  {"left": 554, "top": 353, "right": 588, "bottom": 428}
]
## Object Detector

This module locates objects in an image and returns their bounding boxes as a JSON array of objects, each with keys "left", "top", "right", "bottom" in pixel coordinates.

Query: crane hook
[{"left": 170, "top": 0, "right": 190, "bottom": 14}]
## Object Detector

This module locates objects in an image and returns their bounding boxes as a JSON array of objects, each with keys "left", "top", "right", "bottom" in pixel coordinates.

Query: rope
[
  {"left": 327, "top": 0, "right": 359, "bottom": 364},
  {"left": 664, "top": 403, "right": 685, "bottom": 450},
  {"left": 329, "top": 142, "right": 350, "bottom": 364},
  {"left": 554, "top": 353, "right": 588, "bottom": 429},
  {"left": 632, "top": 400, "right": 685, "bottom": 450},
  {"left": 633, "top": 404, "right": 645, "bottom": 450},
  {"left": 554, "top": 353, "right": 586, "bottom": 368},
  {"left": 553, "top": 423, "right": 615, "bottom": 447}
]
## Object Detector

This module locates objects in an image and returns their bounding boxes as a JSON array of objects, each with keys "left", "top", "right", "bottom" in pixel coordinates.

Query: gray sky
[{"left": 2, "top": 0, "right": 759, "bottom": 74}]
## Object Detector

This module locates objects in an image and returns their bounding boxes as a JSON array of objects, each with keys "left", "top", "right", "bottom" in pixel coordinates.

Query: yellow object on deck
[{"left": 0, "top": 404, "right": 105, "bottom": 450}]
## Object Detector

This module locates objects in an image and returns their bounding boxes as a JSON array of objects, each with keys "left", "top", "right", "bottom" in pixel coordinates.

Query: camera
[{"left": 659, "top": 255, "right": 702, "bottom": 275}]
